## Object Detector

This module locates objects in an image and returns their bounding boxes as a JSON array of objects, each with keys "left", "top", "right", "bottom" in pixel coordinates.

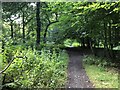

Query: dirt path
[{"left": 66, "top": 50, "right": 94, "bottom": 88}]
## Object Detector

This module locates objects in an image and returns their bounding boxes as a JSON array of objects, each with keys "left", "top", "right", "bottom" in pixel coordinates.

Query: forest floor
[{"left": 66, "top": 50, "right": 94, "bottom": 88}]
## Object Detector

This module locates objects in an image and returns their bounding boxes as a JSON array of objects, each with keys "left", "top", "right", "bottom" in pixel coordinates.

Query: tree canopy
[{"left": 1, "top": 1, "right": 120, "bottom": 89}]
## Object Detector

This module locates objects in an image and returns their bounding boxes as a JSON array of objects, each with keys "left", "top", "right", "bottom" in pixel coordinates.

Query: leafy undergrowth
[
  {"left": 2, "top": 46, "right": 68, "bottom": 89},
  {"left": 83, "top": 55, "right": 119, "bottom": 67},
  {"left": 83, "top": 55, "right": 118, "bottom": 88}
]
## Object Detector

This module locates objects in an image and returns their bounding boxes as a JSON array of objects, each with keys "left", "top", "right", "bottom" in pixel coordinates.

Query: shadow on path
[{"left": 66, "top": 50, "right": 94, "bottom": 88}]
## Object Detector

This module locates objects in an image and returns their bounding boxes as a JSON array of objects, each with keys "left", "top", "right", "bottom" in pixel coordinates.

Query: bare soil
[{"left": 66, "top": 50, "right": 94, "bottom": 88}]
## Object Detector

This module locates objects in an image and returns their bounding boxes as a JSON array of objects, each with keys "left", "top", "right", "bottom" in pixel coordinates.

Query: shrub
[
  {"left": 83, "top": 55, "right": 117, "bottom": 67},
  {"left": 2, "top": 47, "right": 68, "bottom": 89}
]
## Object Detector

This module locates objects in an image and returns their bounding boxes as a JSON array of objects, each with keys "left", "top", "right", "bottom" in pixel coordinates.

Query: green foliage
[
  {"left": 83, "top": 55, "right": 117, "bottom": 67},
  {"left": 64, "top": 39, "right": 80, "bottom": 47},
  {"left": 1, "top": 2, "right": 120, "bottom": 89},
  {"left": 72, "top": 40, "right": 80, "bottom": 47},
  {"left": 64, "top": 39, "right": 73, "bottom": 47},
  {"left": 3, "top": 47, "right": 68, "bottom": 88},
  {"left": 113, "top": 45, "right": 120, "bottom": 50}
]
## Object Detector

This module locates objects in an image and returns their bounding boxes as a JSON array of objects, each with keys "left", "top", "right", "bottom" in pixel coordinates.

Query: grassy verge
[{"left": 83, "top": 56, "right": 118, "bottom": 88}]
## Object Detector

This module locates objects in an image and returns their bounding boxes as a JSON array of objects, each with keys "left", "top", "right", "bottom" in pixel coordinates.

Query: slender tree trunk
[
  {"left": 2, "top": 73, "right": 6, "bottom": 85},
  {"left": 108, "top": 21, "right": 113, "bottom": 58},
  {"left": 43, "top": 24, "right": 49, "bottom": 43},
  {"left": 36, "top": 2, "right": 41, "bottom": 49},
  {"left": 108, "top": 21, "right": 112, "bottom": 49},
  {"left": 2, "top": 40, "right": 4, "bottom": 52},
  {"left": 43, "top": 21, "right": 58, "bottom": 43},
  {"left": 104, "top": 21, "right": 109, "bottom": 57},
  {"left": 86, "top": 36, "right": 90, "bottom": 48},
  {"left": 114, "top": 27, "right": 119, "bottom": 46},
  {"left": 104, "top": 22, "right": 107, "bottom": 49},
  {"left": 10, "top": 21, "right": 13, "bottom": 38},
  {"left": 23, "top": 11, "right": 25, "bottom": 43},
  {"left": 81, "top": 37, "right": 85, "bottom": 47}
]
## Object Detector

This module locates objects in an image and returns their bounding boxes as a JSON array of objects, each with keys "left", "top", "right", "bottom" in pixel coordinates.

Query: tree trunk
[
  {"left": 86, "top": 36, "right": 91, "bottom": 48},
  {"left": 2, "top": 40, "right": 4, "bottom": 52},
  {"left": 43, "top": 21, "right": 58, "bottom": 43},
  {"left": 43, "top": 24, "right": 49, "bottom": 43},
  {"left": 108, "top": 21, "right": 112, "bottom": 49},
  {"left": 108, "top": 21, "right": 113, "bottom": 58},
  {"left": 104, "top": 22, "right": 107, "bottom": 49},
  {"left": 23, "top": 11, "right": 25, "bottom": 43},
  {"left": 81, "top": 37, "right": 85, "bottom": 47},
  {"left": 104, "top": 21, "right": 109, "bottom": 57},
  {"left": 36, "top": 2, "right": 41, "bottom": 49},
  {"left": 114, "top": 27, "right": 119, "bottom": 46},
  {"left": 10, "top": 21, "right": 13, "bottom": 38}
]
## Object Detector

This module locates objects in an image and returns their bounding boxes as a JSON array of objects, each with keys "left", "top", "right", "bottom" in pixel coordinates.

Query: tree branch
[
  {"left": 43, "top": 20, "right": 59, "bottom": 43},
  {"left": 0, "top": 56, "right": 27, "bottom": 74},
  {"left": 24, "top": 17, "right": 34, "bottom": 26}
]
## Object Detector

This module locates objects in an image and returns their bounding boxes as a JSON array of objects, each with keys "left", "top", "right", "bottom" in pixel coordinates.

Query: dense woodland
[{"left": 0, "top": 1, "right": 120, "bottom": 89}]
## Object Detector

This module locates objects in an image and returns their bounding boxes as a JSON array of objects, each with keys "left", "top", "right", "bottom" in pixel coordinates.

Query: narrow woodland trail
[{"left": 66, "top": 50, "right": 94, "bottom": 88}]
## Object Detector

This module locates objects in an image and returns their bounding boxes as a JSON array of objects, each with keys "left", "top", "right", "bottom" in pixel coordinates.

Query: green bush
[
  {"left": 2, "top": 47, "right": 68, "bottom": 88},
  {"left": 83, "top": 55, "right": 116, "bottom": 67}
]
